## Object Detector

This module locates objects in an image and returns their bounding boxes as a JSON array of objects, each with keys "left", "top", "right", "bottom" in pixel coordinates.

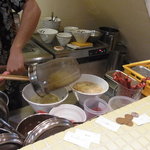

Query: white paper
[
  {"left": 75, "top": 128, "right": 101, "bottom": 144},
  {"left": 64, "top": 131, "right": 91, "bottom": 149},
  {"left": 133, "top": 114, "right": 150, "bottom": 125},
  {"left": 95, "top": 116, "right": 121, "bottom": 132}
]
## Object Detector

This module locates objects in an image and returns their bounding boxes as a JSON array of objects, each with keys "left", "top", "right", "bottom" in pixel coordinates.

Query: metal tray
[
  {"left": 104, "top": 70, "right": 138, "bottom": 89},
  {"left": 132, "top": 66, "right": 150, "bottom": 77}
]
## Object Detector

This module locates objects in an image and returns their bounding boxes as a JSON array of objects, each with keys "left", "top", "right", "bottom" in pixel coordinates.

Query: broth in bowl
[
  {"left": 30, "top": 93, "right": 59, "bottom": 104},
  {"left": 73, "top": 81, "right": 103, "bottom": 94}
]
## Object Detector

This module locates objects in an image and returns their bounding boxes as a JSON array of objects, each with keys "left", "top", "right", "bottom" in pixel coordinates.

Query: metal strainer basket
[{"left": 28, "top": 57, "right": 80, "bottom": 96}]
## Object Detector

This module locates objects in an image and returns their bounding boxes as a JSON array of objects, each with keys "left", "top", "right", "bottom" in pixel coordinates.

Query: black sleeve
[{"left": 10, "top": 0, "right": 26, "bottom": 13}]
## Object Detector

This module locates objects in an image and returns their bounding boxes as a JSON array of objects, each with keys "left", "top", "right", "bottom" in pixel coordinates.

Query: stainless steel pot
[
  {"left": 23, "top": 117, "right": 73, "bottom": 145},
  {"left": 16, "top": 113, "right": 55, "bottom": 138},
  {"left": 0, "top": 128, "right": 23, "bottom": 150},
  {"left": 88, "top": 30, "right": 101, "bottom": 43},
  {"left": 99, "top": 26, "right": 119, "bottom": 51}
]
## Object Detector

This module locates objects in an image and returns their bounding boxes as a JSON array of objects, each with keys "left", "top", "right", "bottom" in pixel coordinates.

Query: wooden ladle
[{"left": 0, "top": 74, "right": 29, "bottom": 81}]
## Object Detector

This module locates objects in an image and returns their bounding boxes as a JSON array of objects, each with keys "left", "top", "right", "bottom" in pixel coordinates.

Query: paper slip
[
  {"left": 75, "top": 128, "right": 101, "bottom": 144},
  {"left": 96, "top": 116, "right": 121, "bottom": 132},
  {"left": 133, "top": 113, "right": 150, "bottom": 125},
  {"left": 64, "top": 131, "right": 91, "bottom": 149}
]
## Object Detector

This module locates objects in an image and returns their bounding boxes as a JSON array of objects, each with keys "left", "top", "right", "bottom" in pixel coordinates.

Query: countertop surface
[{"left": 18, "top": 95, "right": 150, "bottom": 150}]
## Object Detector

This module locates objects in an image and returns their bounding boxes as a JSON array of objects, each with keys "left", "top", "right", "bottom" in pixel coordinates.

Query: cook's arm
[{"left": 7, "top": 0, "right": 41, "bottom": 74}]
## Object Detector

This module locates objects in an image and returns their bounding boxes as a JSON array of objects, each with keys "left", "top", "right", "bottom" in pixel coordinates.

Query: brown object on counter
[{"left": 116, "top": 114, "right": 134, "bottom": 127}]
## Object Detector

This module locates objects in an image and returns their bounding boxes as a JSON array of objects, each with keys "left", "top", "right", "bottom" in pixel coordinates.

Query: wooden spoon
[{"left": 0, "top": 74, "right": 29, "bottom": 81}]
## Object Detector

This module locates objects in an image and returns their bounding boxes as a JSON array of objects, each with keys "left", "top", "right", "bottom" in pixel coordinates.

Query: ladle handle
[{"left": 0, "top": 74, "right": 29, "bottom": 81}]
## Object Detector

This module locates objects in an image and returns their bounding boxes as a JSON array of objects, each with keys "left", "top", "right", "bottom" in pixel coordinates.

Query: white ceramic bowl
[
  {"left": 22, "top": 84, "right": 68, "bottom": 113},
  {"left": 57, "top": 32, "right": 72, "bottom": 46},
  {"left": 64, "top": 26, "right": 79, "bottom": 34},
  {"left": 70, "top": 74, "right": 109, "bottom": 105},
  {"left": 37, "top": 28, "right": 58, "bottom": 43},
  {"left": 49, "top": 104, "right": 87, "bottom": 122},
  {"left": 72, "top": 29, "right": 91, "bottom": 43},
  {"left": 42, "top": 17, "right": 61, "bottom": 30}
]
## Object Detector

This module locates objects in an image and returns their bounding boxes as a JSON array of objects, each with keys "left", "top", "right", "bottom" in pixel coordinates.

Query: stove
[
  {"left": 31, "top": 33, "right": 109, "bottom": 63},
  {"left": 23, "top": 40, "right": 54, "bottom": 65}
]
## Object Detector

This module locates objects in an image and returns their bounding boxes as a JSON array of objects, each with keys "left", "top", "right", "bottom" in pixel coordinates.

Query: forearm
[{"left": 10, "top": 0, "right": 41, "bottom": 53}]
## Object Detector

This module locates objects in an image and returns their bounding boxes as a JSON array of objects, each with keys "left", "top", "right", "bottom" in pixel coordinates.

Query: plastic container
[
  {"left": 123, "top": 60, "right": 150, "bottom": 96},
  {"left": 115, "top": 83, "right": 142, "bottom": 100},
  {"left": 49, "top": 104, "right": 87, "bottom": 122},
  {"left": 83, "top": 96, "right": 110, "bottom": 120},
  {"left": 108, "top": 96, "right": 134, "bottom": 111}
]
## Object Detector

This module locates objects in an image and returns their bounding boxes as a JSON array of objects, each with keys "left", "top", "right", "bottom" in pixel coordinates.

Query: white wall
[
  {"left": 36, "top": 0, "right": 150, "bottom": 61},
  {"left": 36, "top": 0, "right": 99, "bottom": 30}
]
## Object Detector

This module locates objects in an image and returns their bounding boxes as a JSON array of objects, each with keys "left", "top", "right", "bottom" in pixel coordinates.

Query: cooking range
[{"left": 31, "top": 33, "right": 109, "bottom": 64}]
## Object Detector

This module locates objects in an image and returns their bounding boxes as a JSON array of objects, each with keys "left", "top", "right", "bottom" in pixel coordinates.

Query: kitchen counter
[{"left": 19, "top": 96, "right": 150, "bottom": 150}]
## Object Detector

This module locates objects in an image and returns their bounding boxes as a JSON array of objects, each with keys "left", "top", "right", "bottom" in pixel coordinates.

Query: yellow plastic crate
[{"left": 123, "top": 60, "right": 150, "bottom": 96}]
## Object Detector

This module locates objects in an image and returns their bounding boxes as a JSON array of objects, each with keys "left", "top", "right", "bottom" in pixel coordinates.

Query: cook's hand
[{"left": 6, "top": 49, "right": 26, "bottom": 75}]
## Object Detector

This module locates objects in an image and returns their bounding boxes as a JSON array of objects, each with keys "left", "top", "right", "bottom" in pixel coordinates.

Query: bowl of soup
[
  {"left": 70, "top": 74, "right": 109, "bottom": 105},
  {"left": 22, "top": 84, "right": 68, "bottom": 113}
]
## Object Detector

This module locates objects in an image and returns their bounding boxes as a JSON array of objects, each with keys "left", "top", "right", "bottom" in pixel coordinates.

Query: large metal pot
[
  {"left": 99, "top": 26, "right": 119, "bottom": 51},
  {"left": 23, "top": 117, "right": 73, "bottom": 145},
  {"left": 16, "top": 114, "right": 74, "bottom": 146},
  {"left": 0, "top": 128, "right": 23, "bottom": 150},
  {"left": 16, "top": 113, "right": 55, "bottom": 138}
]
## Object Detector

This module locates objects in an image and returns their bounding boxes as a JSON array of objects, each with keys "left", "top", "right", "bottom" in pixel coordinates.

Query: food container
[
  {"left": 0, "top": 91, "right": 9, "bottom": 105},
  {"left": 108, "top": 96, "right": 134, "bottom": 111},
  {"left": 22, "top": 84, "right": 69, "bottom": 113},
  {"left": 0, "top": 129, "right": 23, "bottom": 150},
  {"left": 64, "top": 26, "right": 79, "bottom": 34},
  {"left": 88, "top": 30, "right": 101, "bottom": 43},
  {"left": 83, "top": 96, "right": 110, "bottom": 120},
  {"left": 49, "top": 104, "right": 87, "bottom": 122},
  {"left": 42, "top": 17, "right": 61, "bottom": 30},
  {"left": 37, "top": 28, "right": 58, "bottom": 43},
  {"left": 24, "top": 117, "right": 73, "bottom": 145},
  {"left": 123, "top": 60, "right": 150, "bottom": 96},
  {"left": 56, "top": 32, "right": 72, "bottom": 46},
  {"left": 72, "top": 29, "right": 91, "bottom": 43},
  {"left": 70, "top": 74, "right": 109, "bottom": 105},
  {"left": 16, "top": 114, "right": 54, "bottom": 138},
  {"left": 105, "top": 70, "right": 142, "bottom": 100}
]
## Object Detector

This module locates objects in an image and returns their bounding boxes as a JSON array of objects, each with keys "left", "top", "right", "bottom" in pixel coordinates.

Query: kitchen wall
[
  {"left": 36, "top": 0, "right": 99, "bottom": 30},
  {"left": 36, "top": 0, "right": 150, "bottom": 62}
]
